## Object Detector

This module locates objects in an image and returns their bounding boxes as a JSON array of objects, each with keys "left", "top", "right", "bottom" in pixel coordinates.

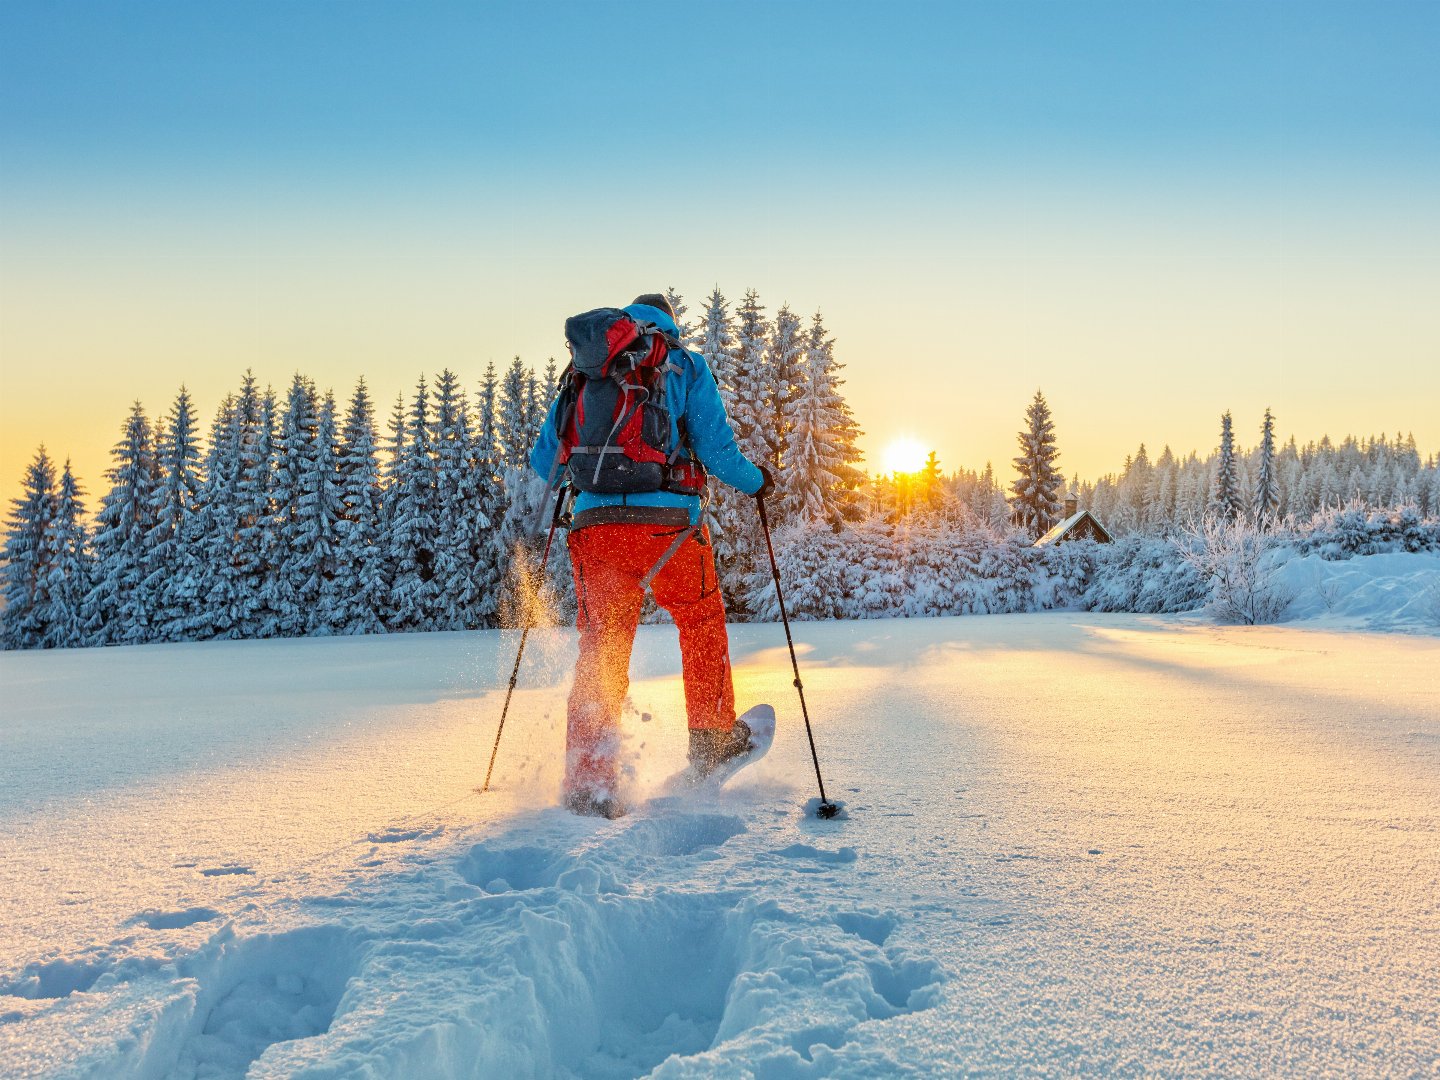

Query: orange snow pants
[{"left": 566, "top": 522, "right": 736, "bottom": 789}]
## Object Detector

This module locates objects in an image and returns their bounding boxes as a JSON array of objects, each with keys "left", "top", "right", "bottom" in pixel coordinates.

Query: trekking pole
[
  {"left": 479, "top": 487, "right": 569, "bottom": 794},
  {"left": 757, "top": 495, "right": 841, "bottom": 819}
]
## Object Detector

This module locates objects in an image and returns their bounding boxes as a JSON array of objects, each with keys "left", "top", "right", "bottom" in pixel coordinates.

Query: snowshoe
[{"left": 672, "top": 704, "right": 776, "bottom": 792}]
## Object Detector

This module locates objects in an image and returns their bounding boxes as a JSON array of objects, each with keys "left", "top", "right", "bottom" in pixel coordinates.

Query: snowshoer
[{"left": 530, "top": 293, "right": 772, "bottom": 818}]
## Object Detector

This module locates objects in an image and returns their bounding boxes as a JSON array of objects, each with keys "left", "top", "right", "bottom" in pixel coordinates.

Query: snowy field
[{"left": 2, "top": 600, "right": 1438, "bottom": 1076}]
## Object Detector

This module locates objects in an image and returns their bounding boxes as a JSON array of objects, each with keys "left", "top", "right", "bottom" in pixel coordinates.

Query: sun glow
[{"left": 882, "top": 437, "right": 928, "bottom": 475}]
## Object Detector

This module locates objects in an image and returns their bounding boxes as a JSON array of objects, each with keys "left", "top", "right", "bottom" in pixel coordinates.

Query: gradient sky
[{"left": 3, "top": 0, "right": 1438, "bottom": 511}]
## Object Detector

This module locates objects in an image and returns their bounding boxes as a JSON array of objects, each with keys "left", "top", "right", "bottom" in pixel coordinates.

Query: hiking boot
[{"left": 687, "top": 718, "right": 754, "bottom": 781}]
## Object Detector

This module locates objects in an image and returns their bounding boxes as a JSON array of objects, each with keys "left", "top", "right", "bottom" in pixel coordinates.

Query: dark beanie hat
[{"left": 632, "top": 293, "right": 674, "bottom": 319}]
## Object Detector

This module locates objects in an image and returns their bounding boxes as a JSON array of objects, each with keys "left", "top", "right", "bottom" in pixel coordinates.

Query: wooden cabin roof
[{"left": 1033, "top": 509, "right": 1114, "bottom": 547}]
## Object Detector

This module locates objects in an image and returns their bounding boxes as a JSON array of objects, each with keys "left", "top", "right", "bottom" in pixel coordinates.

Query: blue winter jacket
[{"left": 529, "top": 303, "right": 763, "bottom": 525}]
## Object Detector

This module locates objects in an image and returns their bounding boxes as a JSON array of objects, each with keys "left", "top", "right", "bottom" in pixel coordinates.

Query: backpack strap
[
  {"left": 551, "top": 364, "right": 580, "bottom": 470},
  {"left": 638, "top": 524, "right": 698, "bottom": 592},
  {"left": 589, "top": 371, "right": 651, "bottom": 486},
  {"left": 629, "top": 320, "right": 684, "bottom": 354}
]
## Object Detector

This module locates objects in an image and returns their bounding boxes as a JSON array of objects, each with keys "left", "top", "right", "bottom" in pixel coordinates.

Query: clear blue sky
[
  {"left": 3, "top": 0, "right": 1438, "bottom": 502},
  {"left": 5, "top": 1, "right": 1436, "bottom": 177}
]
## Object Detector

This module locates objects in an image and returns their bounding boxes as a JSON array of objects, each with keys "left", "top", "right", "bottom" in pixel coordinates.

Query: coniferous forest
[{"left": 4, "top": 287, "right": 1439, "bottom": 649}]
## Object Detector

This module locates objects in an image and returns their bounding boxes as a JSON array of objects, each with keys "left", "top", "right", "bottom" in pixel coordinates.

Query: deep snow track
[{"left": 2, "top": 614, "right": 1438, "bottom": 1076}]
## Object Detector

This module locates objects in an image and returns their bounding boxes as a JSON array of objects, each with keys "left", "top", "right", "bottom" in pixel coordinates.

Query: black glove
[{"left": 754, "top": 466, "right": 774, "bottom": 502}]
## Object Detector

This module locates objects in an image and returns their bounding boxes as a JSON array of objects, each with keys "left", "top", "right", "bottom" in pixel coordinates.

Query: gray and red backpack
[{"left": 553, "top": 308, "right": 707, "bottom": 496}]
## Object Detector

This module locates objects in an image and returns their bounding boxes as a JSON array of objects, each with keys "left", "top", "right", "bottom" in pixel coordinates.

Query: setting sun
[{"left": 882, "top": 437, "right": 928, "bottom": 475}]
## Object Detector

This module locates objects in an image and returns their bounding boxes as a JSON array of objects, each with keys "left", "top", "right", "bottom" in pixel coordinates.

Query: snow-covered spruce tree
[
  {"left": 542, "top": 358, "right": 559, "bottom": 408},
  {"left": 730, "top": 290, "right": 774, "bottom": 490},
  {"left": 473, "top": 366, "right": 531, "bottom": 627},
  {"left": 266, "top": 374, "right": 319, "bottom": 637},
  {"left": 1318, "top": 460, "right": 1343, "bottom": 512},
  {"left": 84, "top": 403, "right": 160, "bottom": 644},
  {"left": 333, "top": 379, "right": 387, "bottom": 635},
  {"left": 147, "top": 388, "right": 202, "bottom": 640},
  {"left": 386, "top": 376, "right": 440, "bottom": 632},
  {"left": 2, "top": 448, "right": 59, "bottom": 649},
  {"left": 534, "top": 360, "right": 577, "bottom": 613},
  {"left": 917, "top": 452, "right": 944, "bottom": 515},
  {"left": 501, "top": 356, "right": 553, "bottom": 528},
  {"left": 1425, "top": 460, "right": 1440, "bottom": 517},
  {"left": 1149, "top": 446, "right": 1178, "bottom": 531},
  {"left": 496, "top": 359, "right": 533, "bottom": 470},
  {"left": 469, "top": 364, "right": 507, "bottom": 627},
  {"left": 766, "top": 304, "right": 805, "bottom": 493},
  {"left": 665, "top": 286, "right": 697, "bottom": 347},
  {"left": 298, "top": 391, "right": 344, "bottom": 635},
  {"left": 379, "top": 392, "right": 408, "bottom": 625},
  {"left": 475, "top": 363, "right": 500, "bottom": 467},
  {"left": 939, "top": 465, "right": 987, "bottom": 525},
  {"left": 977, "top": 463, "right": 1012, "bottom": 530},
  {"left": 1255, "top": 407, "right": 1280, "bottom": 525},
  {"left": 694, "top": 287, "right": 751, "bottom": 596},
  {"left": 523, "top": 367, "right": 544, "bottom": 439},
  {"left": 430, "top": 369, "right": 481, "bottom": 631},
  {"left": 1398, "top": 432, "right": 1422, "bottom": 473},
  {"left": 1277, "top": 436, "right": 1302, "bottom": 519},
  {"left": 1117, "top": 444, "right": 1152, "bottom": 534},
  {"left": 1087, "top": 473, "right": 1113, "bottom": 526},
  {"left": 494, "top": 359, "right": 554, "bottom": 627},
  {"left": 779, "top": 311, "right": 864, "bottom": 526},
  {"left": 1210, "top": 411, "right": 1242, "bottom": 522},
  {"left": 1009, "top": 390, "right": 1063, "bottom": 540},
  {"left": 383, "top": 393, "right": 407, "bottom": 480},
  {"left": 812, "top": 312, "right": 863, "bottom": 515},
  {"left": 711, "top": 290, "right": 773, "bottom": 613},
  {"left": 698, "top": 287, "right": 740, "bottom": 396},
  {"left": 39, "top": 461, "right": 92, "bottom": 649},
  {"left": 180, "top": 395, "right": 240, "bottom": 640},
  {"left": 1177, "top": 452, "right": 1209, "bottom": 525},
  {"left": 1314, "top": 456, "right": 1347, "bottom": 516},
  {"left": 1234, "top": 452, "right": 1256, "bottom": 519},
  {"left": 228, "top": 378, "right": 274, "bottom": 638}
]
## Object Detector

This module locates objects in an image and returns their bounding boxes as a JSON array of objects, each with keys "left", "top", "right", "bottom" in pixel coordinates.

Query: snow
[
  {"left": 3, "top": 603, "right": 1439, "bottom": 1077},
  {"left": 1275, "top": 550, "right": 1440, "bottom": 633}
]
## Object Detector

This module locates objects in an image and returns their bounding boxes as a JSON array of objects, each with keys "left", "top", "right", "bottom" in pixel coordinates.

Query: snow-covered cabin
[{"left": 1033, "top": 494, "right": 1113, "bottom": 547}]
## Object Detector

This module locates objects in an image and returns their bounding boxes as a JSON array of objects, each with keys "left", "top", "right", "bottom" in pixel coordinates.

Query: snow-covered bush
[
  {"left": 1294, "top": 504, "right": 1439, "bottom": 559},
  {"left": 744, "top": 519, "right": 1092, "bottom": 621},
  {"left": 665, "top": 484, "right": 1440, "bottom": 628},
  {"left": 1178, "top": 515, "right": 1295, "bottom": 625},
  {"left": 1080, "top": 535, "right": 1209, "bottom": 614},
  {"left": 537, "top": 468, "right": 1434, "bottom": 632},
  {"left": 774, "top": 524, "right": 854, "bottom": 621},
  {"left": 1034, "top": 539, "right": 1094, "bottom": 610}
]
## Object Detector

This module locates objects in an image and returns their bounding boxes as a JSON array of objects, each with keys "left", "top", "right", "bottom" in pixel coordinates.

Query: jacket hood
[{"left": 624, "top": 303, "right": 679, "bottom": 338}]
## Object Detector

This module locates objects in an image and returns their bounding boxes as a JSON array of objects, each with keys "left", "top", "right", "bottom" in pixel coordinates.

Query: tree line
[
  {"left": 751, "top": 389, "right": 1438, "bottom": 626},
  {"left": 6, "top": 288, "right": 1436, "bottom": 649},
  {"left": 2, "top": 288, "right": 864, "bottom": 650},
  {"left": 868, "top": 392, "right": 1440, "bottom": 539}
]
